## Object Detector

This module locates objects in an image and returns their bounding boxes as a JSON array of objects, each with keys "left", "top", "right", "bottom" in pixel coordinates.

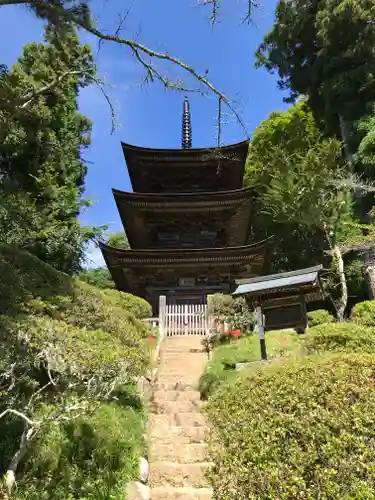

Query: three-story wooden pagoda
[{"left": 100, "top": 98, "right": 268, "bottom": 312}]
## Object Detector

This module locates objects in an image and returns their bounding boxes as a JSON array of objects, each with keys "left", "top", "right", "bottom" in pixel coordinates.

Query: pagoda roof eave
[
  {"left": 122, "top": 140, "right": 249, "bottom": 193},
  {"left": 99, "top": 238, "right": 270, "bottom": 262},
  {"left": 100, "top": 238, "right": 270, "bottom": 296},
  {"left": 112, "top": 185, "right": 256, "bottom": 204},
  {"left": 121, "top": 140, "right": 249, "bottom": 157}
]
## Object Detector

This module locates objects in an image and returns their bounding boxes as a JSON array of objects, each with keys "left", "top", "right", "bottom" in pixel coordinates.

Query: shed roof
[{"left": 233, "top": 265, "right": 322, "bottom": 296}]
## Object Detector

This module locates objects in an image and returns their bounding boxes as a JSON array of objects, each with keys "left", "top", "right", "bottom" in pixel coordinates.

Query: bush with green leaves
[
  {"left": 77, "top": 267, "right": 115, "bottom": 289},
  {"left": 206, "top": 353, "right": 375, "bottom": 500},
  {"left": 199, "top": 330, "right": 303, "bottom": 399},
  {"left": 0, "top": 243, "right": 151, "bottom": 499},
  {"left": 14, "top": 397, "right": 146, "bottom": 500},
  {"left": 207, "top": 293, "right": 254, "bottom": 335},
  {"left": 307, "top": 308, "right": 335, "bottom": 326},
  {"left": 351, "top": 300, "right": 375, "bottom": 326},
  {"left": 304, "top": 322, "right": 375, "bottom": 355}
]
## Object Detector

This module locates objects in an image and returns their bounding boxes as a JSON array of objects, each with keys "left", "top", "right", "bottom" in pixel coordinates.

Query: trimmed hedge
[
  {"left": 307, "top": 308, "right": 335, "bottom": 326},
  {"left": 351, "top": 300, "right": 375, "bottom": 326},
  {"left": 304, "top": 322, "right": 375, "bottom": 355},
  {"left": 206, "top": 353, "right": 375, "bottom": 500},
  {"left": 0, "top": 244, "right": 151, "bottom": 499}
]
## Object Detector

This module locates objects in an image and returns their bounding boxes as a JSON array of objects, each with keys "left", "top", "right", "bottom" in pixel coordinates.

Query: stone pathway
[{"left": 149, "top": 336, "right": 213, "bottom": 500}]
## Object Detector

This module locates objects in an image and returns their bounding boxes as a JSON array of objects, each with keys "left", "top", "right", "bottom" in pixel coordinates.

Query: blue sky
[{"left": 0, "top": 0, "right": 288, "bottom": 267}]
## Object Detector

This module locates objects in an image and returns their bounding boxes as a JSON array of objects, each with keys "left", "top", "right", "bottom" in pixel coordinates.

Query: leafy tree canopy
[
  {"left": 78, "top": 267, "right": 115, "bottom": 289},
  {"left": 0, "top": 25, "right": 101, "bottom": 274},
  {"left": 106, "top": 232, "right": 130, "bottom": 250},
  {"left": 256, "top": 0, "right": 375, "bottom": 132}
]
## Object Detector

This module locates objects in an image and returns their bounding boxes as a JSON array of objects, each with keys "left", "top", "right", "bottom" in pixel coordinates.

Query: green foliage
[
  {"left": 207, "top": 294, "right": 254, "bottom": 333},
  {"left": 246, "top": 101, "right": 350, "bottom": 236},
  {"left": 355, "top": 103, "right": 375, "bottom": 171},
  {"left": 106, "top": 232, "right": 130, "bottom": 249},
  {"left": 99, "top": 288, "right": 152, "bottom": 319},
  {"left": 245, "top": 101, "right": 351, "bottom": 269},
  {"left": 307, "top": 309, "right": 335, "bottom": 327},
  {"left": 206, "top": 353, "right": 375, "bottom": 499},
  {"left": 255, "top": 0, "right": 375, "bottom": 219},
  {"left": 199, "top": 331, "right": 302, "bottom": 399},
  {"left": 0, "top": 243, "right": 151, "bottom": 498},
  {"left": 256, "top": 0, "right": 375, "bottom": 133},
  {"left": 351, "top": 300, "right": 375, "bottom": 326},
  {"left": 0, "top": 242, "right": 72, "bottom": 315},
  {"left": 0, "top": 25, "right": 98, "bottom": 274},
  {"left": 245, "top": 101, "right": 365, "bottom": 317},
  {"left": 304, "top": 322, "right": 375, "bottom": 355},
  {"left": 77, "top": 267, "right": 115, "bottom": 289},
  {"left": 14, "top": 400, "right": 146, "bottom": 500}
]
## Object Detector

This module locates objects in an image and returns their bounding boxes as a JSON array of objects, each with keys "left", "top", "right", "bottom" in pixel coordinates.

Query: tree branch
[
  {"left": 0, "top": 0, "right": 249, "bottom": 138},
  {"left": 0, "top": 408, "right": 36, "bottom": 426}
]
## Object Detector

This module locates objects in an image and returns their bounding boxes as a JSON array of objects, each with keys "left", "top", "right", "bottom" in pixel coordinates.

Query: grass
[{"left": 199, "top": 330, "right": 303, "bottom": 399}]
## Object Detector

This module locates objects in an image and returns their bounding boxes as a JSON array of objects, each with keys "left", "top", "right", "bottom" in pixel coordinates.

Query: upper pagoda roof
[{"left": 121, "top": 140, "right": 249, "bottom": 193}]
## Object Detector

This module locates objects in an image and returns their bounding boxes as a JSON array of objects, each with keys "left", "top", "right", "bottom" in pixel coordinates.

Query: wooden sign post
[{"left": 256, "top": 305, "right": 267, "bottom": 361}]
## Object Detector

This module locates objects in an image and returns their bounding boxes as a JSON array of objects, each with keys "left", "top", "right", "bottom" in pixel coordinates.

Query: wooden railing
[{"left": 158, "top": 296, "right": 208, "bottom": 336}]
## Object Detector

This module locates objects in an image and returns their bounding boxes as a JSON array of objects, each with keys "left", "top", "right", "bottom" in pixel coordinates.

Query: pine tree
[{"left": 0, "top": 24, "right": 98, "bottom": 273}]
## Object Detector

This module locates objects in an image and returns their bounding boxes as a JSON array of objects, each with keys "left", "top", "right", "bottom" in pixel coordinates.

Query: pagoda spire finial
[{"left": 181, "top": 96, "right": 192, "bottom": 149}]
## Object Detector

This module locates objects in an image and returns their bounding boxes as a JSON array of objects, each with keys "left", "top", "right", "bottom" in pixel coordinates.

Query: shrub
[
  {"left": 15, "top": 398, "right": 146, "bottom": 500},
  {"left": 199, "top": 331, "right": 303, "bottom": 399},
  {"left": 351, "top": 300, "right": 375, "bottom": 326},
  {"left": 207, "top": 293, "right": 254, "bottom": 333},
  {"left": 0, "top": 243, "right": 151, "bottom": 323},
  {"left": 0, "top": 244, "right": 151, "bottom": 499},
  {"left": 304, "top": 322, "right": 375, "bottom": 355},
  {"left": 206, "top": 353, "right": 375, "bottom": 500},
  {"left": 307, "top": 308, "right": 335, "bottom": 326},
  {"left": 0, "top": 243, "right": 72, "bottom": 315}
]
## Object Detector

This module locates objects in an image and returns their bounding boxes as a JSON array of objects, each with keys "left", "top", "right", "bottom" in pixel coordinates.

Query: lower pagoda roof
[
  {"left": 113, "top": 186, "right": 256, "bottom": 249},
  {"left": 100, "top": 239, "right": 269, "bottom": 296}
]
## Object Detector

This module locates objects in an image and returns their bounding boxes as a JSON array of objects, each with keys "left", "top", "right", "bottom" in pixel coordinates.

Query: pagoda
[{"left": 100, "top": 98, "right": 269, "bottom": 313}]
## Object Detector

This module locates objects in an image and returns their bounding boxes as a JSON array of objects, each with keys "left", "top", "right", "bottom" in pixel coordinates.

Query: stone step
[
  {"left": 164, "top": 336, "right": 205, "bottom": 343},
  {"left": 150, "top": 412, "right": 206, "bottom": 428},
  {"left": 156, "top": 377, "right": 199, "bottom": 387},
  {"left": 153, "top": 399, "right": 203, "bottom": 414},
  {"left": 149, "top": 425, "right": 208, "bottom": 444},
  {"left": 157, "top": 371, "right": 201, "bottom": 378},
  {"left": 150, "top": 443, "right": 208, "bottom": 463},
  {"left": 159, "top": 363, "right": 207, "bottom": 374},
  {"left": 150, "top": 461, "right": 212, "bottom": 487},
  {"left": 153, "top": 390, "right": 201, "bottom": 402},
  {"left": 153, "top": 381, "right": 197, "bottom": 392},
  {"left": 151, "top": 486, "right": 213, "bottom": 499}
]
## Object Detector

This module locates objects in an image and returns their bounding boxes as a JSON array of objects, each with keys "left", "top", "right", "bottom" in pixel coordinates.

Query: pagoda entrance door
[{"left": 159, "top": 295, "right": 208, "bottom": 336}]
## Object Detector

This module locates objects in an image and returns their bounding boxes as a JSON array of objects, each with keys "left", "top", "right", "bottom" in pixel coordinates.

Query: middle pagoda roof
[
  {"left": 113, "top": 185, "right": 256, "bottom": 249},
  {"left": 122, "top": 140, "right": 249, "bottom": 193}
]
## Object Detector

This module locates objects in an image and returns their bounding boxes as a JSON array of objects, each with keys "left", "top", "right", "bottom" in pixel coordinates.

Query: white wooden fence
[{"left": 159, "top": 296, "right": 208, "bottom": 336}]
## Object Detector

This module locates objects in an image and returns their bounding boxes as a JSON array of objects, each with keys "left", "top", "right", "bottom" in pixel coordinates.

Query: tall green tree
[
  {"left": 255, "top": 0, "right": 375, "bottom": 298},
  {"left": 256, "top": 0, "right": 375, "bottom": 148},
  {"left": 0, "top": 25, "right": 98, "bottom": 274},
  {"left": 246, "top": 102, "right": 364, "bottom": 319}
]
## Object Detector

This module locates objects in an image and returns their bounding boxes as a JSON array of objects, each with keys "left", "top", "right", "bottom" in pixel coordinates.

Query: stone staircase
[{"left": 149, "top": 336, "right": 213, "bottom": 500}]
